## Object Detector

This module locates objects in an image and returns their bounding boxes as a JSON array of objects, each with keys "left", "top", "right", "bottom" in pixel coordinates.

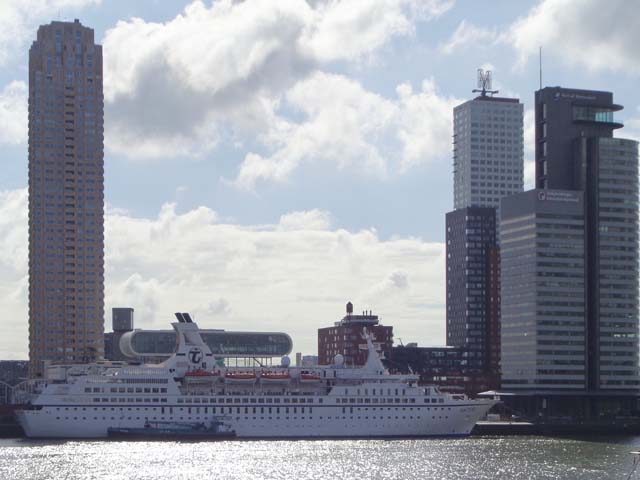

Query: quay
[{"left": 0, "top": 405, "right": 24, "bottom": 438}]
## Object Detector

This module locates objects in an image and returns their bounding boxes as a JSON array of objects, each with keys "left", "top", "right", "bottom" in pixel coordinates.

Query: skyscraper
[
  {"left": 28, "top": 20, "right": 104, "bottom": 376},
  {"left": 501, "top": 87, "right": 639, "bottom": 391},
  {"left": 453, "top": 93, "right": 524, "bottom": 210},
  {"left": 446, "top": 78, "right": 524, "bottom": 390}
]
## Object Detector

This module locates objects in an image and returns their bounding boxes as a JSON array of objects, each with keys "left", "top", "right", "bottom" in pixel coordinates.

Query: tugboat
[{"left": 107, "top": 417, "right": 235, "bottom": 440}]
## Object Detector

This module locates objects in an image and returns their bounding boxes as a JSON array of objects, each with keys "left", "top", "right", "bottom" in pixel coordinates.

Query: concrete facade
[
  {"left": 453, "top": 96, "right": 523, "bottom": 210},
  {"left": 500, "top": 189, "right": 586, "bottom": 388},
  {"left": 501, "top": 86, "right": 639, "bottom": 391},
  {"left": 28, "top": 20, "right": 104, "bottom": 376}
]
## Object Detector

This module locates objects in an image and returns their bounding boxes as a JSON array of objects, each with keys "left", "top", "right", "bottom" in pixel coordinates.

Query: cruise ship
[{"left": 17, "top": 314, "right": 498, "bottom": 438}]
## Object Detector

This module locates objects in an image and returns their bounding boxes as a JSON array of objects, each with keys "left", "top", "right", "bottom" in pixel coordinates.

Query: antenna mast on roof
[{"left": 472, "top": 69, "right": 499, "bottom": 97}]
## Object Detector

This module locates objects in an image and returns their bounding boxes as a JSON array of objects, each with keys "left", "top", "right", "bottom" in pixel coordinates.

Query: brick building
[{"left": 318, "top": 302, "right": 393, "bottom": 366}]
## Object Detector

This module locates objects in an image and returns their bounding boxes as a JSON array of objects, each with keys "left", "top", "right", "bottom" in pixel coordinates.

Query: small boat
[
  {"left": 224, "top": 372, "right": 257, "bottom": 384},
  {"left": 107, "top": 418, "right": 235, "bottom": 440},
  {"left": 300, "top": 373, "right": 321, "bottom": 383},
  {"left": 259, "top": 373, "right": 291, "bottom": 384}
]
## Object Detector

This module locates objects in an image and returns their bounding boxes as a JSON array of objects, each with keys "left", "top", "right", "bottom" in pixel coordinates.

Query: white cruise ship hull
[
  {"left": 17, "top": 400, "right": 495, "bottom": 439},
  {"left": 17, "top": 318, "right": 498, "bottom": 439}
]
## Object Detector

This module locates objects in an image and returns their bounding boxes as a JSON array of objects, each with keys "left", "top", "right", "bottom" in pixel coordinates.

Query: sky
[{"left": 1, "top": 0, "right": 640, "bottom": 359}]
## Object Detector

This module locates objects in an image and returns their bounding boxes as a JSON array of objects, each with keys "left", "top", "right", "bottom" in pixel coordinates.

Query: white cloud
[
  {"left": 278, "top": 209, "right": 332, "bottom": 231},
  {"left": 439, "top": 19, "right": 497, "bottom": 55},
  {"left": 0, "top": 189, "right": 446, "bottom": 358},
  {"left": 0, "top": 0, "right": 101, "bottom": 66},
  {"left": 395, "top": 78, "right": 459, "bottom": 171},
  {"left": 0, "top": 188, "right": 28, "bottom": 360},
  {"left": 0, "top": 81, "right": 27, "bottom": 145},
  {"left": 233, "top": 72, "right": 461, "bottom": 189},
  {"left": 523, "top": 108, "right": 535, "bottom": 189},
  {"left": 507, "top": 0, "right": 640, "bottom": 73},
  {"left": 102, "top": 0, "right": 453, "bottom": 160}
]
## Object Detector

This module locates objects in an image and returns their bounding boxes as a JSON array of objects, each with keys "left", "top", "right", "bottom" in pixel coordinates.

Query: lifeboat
[
  {"left": 184, "top": 370, "right": 220, "bottom": 384},
  {"left": 185, "top": 370, "right": 218, "bottom": 377},
  {"left": 259, "top": 373, "right": 291, "bottom": 385},
  {"left": 299, "top": 373, "right": 321, "bottom": 383},
  {"left": 224, "top": 372, "right": 257, "bottom": 384}
]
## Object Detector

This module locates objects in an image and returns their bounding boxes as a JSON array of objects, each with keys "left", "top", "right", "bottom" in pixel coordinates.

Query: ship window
[
  {"left": 84, "top": 388, "right": 91, "bottom": 393},
  {"left": 118, "top": 388, "right": 125, "bottom": 393},
  {"left": 93, "top": 388, "right": 100, "bottom": 393},
  {"left": 127, "top": 388, "right": 134, "bottom": 393},
  {"left": 110, "top": 388, "right": 117, "bottom": 393}
]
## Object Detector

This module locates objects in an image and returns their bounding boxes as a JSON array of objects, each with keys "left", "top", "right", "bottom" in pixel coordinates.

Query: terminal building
[{"left": 104, "top": 308, "right": 292, "bottom": 365}]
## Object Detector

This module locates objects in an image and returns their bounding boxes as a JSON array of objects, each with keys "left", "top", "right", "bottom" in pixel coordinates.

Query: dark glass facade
[{"left": 446, "top": 207, "right": 499, "bottom": 382}]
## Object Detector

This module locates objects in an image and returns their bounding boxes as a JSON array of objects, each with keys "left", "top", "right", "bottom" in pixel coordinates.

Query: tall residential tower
[
  {"left": 28, "top": 20, "right": 104, "bottom": 376},
  {"left": 446, "top": 72, "right": 524, "bottom": 389}
]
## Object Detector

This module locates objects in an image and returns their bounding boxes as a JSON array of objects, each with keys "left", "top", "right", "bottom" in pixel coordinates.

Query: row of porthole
[{"left": 54, "top": 415, "right": 449, "bottom": 422}]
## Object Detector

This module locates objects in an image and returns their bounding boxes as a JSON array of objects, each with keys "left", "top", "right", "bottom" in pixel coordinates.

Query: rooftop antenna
[
  {"left": 539, "top": 46, "right": 543, "bottom": 90},
  {"left": 472, "top": 69, "right": 498, "bottom": 97}
]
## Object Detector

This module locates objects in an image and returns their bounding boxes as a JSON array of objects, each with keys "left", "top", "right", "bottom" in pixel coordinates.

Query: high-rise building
[
  {"left": 28, "top": 20, "right": 104, "bottom": 376},
  {"left": 500, "top": 87, "right": 639, "bottom": 391},
  {"left": 453, "top": 94, "right": 524, "bottom": 210},
  {"left": 445, "top": 207, "right": 497, "bottom": 375},
  {"left": 501, "top": 189, "right": 586, "bottom": 389},
  {"left": 446, "top": 80, "right": 524, "bottom": 390}
]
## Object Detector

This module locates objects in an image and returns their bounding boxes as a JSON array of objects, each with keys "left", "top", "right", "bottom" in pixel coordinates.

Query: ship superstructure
[{"left": 17, "top": 314, "right": 497, "bottom": 438}]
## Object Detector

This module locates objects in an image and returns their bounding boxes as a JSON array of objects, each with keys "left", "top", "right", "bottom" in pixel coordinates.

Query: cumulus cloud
[
  {"left": 0, "top": 189, "right": 446, "bottom": 358},
  {"left": 0, "top": 81, "right": 27, "bottom": 145},
  {"left": 0, "top": 0, "right": 100, "bottom": 66},
  {"left": 233, "top": 72, "right": 461, "bottom": 189},
  {"left": 523, "top": 108, "right": 535, "bottom": 189},
  {"left": 439, "top": 19, "right": 497, "bottom": 54},
  {"left": 0, "top": 188, "right": 28, "bottom": 360},
  {"left": 278, "top": 209, "right": 332, "bottom": 231},
  {"left": 102, "top": 0, "right": 453, "bottom": 161},
  {"left": 507, "top": 0, "right": 640, "bottom": 73}
]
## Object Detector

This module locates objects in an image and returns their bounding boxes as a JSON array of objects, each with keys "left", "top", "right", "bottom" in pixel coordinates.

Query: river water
[{"left": 1, "top": 436, "right": 639, "bottom": 479}]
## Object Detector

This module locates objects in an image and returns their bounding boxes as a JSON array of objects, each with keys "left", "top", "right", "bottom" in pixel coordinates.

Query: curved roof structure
[{"left": 119, "top": 329, "right": 293, "bottom": 358}]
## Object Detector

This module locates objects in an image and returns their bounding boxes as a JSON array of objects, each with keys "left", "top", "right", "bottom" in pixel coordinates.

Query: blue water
[{"left": 1, "top": 436, "right": 639, "bottom": 479}]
